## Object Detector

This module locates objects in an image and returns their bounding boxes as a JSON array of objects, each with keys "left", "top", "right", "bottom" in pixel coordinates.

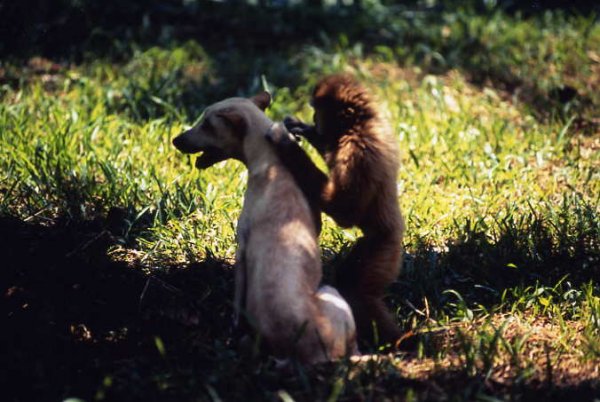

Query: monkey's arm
[{"left": 266, "top": 124, "right": 328, "bottom": 211}]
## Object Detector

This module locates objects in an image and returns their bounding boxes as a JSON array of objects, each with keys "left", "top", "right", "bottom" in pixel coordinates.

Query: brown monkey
[{"left": 266, "top": 74, "right": 405, "bottom": 345}]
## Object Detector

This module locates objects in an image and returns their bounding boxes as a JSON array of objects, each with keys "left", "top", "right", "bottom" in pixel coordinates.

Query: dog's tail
[
  {"left": 316, "top": 285, "right": 359, "bottom": 356},
  {"left": 293, "top": 285, "right": 358, "bottom": 363}
]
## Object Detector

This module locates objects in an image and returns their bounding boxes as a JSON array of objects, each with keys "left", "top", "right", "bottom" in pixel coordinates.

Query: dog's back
[{"left": 241, "top": 145, "right": 355, "bottom": 362}]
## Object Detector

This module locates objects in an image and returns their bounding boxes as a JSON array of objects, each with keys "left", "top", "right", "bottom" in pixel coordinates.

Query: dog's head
[{"left": 172, "top": 92, "right": 271, "bottom": 169}]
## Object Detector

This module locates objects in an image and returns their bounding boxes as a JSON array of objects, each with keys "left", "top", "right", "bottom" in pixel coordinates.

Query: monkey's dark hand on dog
[
  {"left": 283, "top": 116, "right": 323, "bottom": 150},
  {"left": 283, "top": 116, "right": 313, "bottom": 135},
  {"left": 265, "top": 122, "right": 298, "bottom": 147}
]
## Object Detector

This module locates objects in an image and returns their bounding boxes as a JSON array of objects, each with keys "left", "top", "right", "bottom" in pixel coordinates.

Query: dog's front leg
[
  {"left": 234, "top": 219, "right": 250, "bottom": 327},
  {"left": 233, "top": 249, "right": 246, "bottom": 328}
]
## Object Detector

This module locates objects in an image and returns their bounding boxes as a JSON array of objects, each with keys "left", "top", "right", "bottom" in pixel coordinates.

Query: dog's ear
[
  {"left": 251, "top": 91, "right": 271, "bottom": 111},
  {"left": 216, "top": 108, "right": 246, "bottom": 136}
]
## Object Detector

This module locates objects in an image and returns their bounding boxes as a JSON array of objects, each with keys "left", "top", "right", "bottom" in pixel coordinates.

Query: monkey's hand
[
  {"left": 265, "top": 122, "right": 297, "bottom": 147},
  {"left": 283, "top": 116, "right": 314, "bottom": 137},
  {"left": 284, "top": 116, "right": 324, "bottom": 153}
]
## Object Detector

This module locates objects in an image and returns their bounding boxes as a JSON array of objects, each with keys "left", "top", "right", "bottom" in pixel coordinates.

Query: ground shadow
[
  {"left": 0, "top": 213, "right": 235, "bottom": 401},
  {"left": 389, "top": 210, "right": 599, "bottom": 321},
  {"left": 2, "top": 205, "right": 597, "bottom": 400},
  {"left": 2, "top": 1, "right": 597, "bottom": 59},
  {"left": 2, "top": 1, "right": 599, "bottom": 124}
]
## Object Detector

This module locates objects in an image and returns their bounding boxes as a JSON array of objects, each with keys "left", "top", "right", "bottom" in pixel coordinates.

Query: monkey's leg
[{"left": 337, "top": 233, "right": 403, "bottom": 345}]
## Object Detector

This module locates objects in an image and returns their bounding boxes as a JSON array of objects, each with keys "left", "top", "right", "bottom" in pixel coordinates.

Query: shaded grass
[
  {"left": 3, "top": 3, "right": 600, "bottom": 122},
  {"left": 2, "top": 209, "right": 597, "bottom": 401},
  {"left": 1, "top": 6, "right": 599, "bottom": 401}
]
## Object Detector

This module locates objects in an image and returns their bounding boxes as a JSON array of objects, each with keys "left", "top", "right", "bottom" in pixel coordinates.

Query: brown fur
[
  {"left": 268, "top": 74, "right": 405, "bottom": 345},
  {"left": 172, "top": 93, "right": 357, "bottom": 363}
]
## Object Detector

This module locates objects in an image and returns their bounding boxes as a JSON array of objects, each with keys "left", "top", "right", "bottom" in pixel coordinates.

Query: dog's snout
[
  {"left": 172, "top": 130, "right": 199, "bottom": 154},
  {"left": 172, "top": 134, "right": 182, "bottom": 148}
]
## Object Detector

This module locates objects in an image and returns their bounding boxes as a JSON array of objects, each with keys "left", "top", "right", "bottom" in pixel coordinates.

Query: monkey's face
[
  {"left": 313, "top": 106, "right": 343, "bottom": 147},
  {"left": 313, "top": 108, "right": 328, "bottom": 137}
]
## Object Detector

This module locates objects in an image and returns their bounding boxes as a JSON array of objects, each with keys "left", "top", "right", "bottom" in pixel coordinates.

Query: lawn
[{"left": 1, "top": 2, "right": 599, "bottom": 401}]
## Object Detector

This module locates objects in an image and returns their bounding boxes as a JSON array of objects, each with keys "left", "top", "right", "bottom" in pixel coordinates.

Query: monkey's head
[{"left": 311, "top": 74, "right": 376, "bottom": 139}]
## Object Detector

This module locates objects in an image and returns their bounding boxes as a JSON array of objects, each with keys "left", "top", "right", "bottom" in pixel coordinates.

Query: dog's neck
[{"left": 242, "top": 122, "right": 282, "bottom": 177}]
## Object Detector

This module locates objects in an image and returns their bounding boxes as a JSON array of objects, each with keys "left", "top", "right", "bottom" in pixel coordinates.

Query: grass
[{"left": 1, "top": 4, "right": 599, "bottom": 401}]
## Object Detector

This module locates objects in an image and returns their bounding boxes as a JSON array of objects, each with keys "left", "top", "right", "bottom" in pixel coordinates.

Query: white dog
[{"left": 172, "top": 93, "right": 357, "bottom": 363}]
